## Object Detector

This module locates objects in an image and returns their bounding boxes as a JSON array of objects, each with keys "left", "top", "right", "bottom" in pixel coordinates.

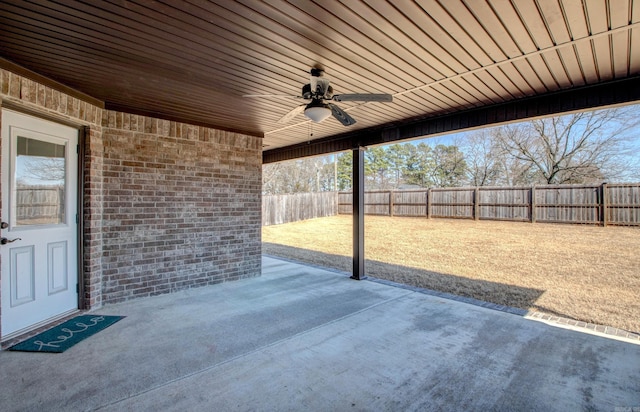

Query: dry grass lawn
[{"left": 262, "top": 215, "right": 640, "bottom": 334}]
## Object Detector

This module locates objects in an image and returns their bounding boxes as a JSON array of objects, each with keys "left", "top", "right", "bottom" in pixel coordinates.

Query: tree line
[{"left": 263, "top": 107, "right": 640, "bottom": 194}]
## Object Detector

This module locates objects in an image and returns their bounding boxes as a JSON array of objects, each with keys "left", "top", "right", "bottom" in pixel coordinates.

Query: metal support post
[{"left": 352, "top": 146, "right": 366, "bottom": 280}]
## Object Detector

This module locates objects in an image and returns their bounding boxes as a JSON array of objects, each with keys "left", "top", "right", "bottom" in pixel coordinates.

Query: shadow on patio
[
  {"left": 0, "top": 255, "right": 638, "bottom": 411},
  {"left": 263, "top": 242, "right": 545, "bottom": 312}
]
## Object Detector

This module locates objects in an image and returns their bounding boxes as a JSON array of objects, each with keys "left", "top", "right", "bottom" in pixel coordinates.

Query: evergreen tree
[
  {"left": 336, "top": 152, "right": 353, "bottom": 191},
  {"left": 404, "top": 143, "right": 435, "bottom": 187},
  {"left": 386, "top": 144, "right": 409, "bottom": 188},
  {"left": 365, "top": 147, "right": 391, "bottom": 189}
]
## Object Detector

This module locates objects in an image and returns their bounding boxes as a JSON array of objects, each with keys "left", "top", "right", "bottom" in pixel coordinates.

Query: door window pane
[{"left": 15, "top": 136, "right": 66, "bottom": 226}]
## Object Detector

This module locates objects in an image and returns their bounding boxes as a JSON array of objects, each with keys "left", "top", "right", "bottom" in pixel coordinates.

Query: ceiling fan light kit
[
  {"left": 304, "top": 104, "right": 332, "bottom": 123},
  {"left": 245, "top": 68, "right": 393, "bottom": 126}
]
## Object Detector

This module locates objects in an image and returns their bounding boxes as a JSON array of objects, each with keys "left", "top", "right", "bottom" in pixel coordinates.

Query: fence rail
[{"left": 337, "top": 183, "right": 640, "bottom": 226}]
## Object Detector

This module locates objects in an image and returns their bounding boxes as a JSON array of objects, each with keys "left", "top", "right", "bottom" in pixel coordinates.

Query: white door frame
[{"left": 1, "top": 108, "right": 82, "bottom": 341}]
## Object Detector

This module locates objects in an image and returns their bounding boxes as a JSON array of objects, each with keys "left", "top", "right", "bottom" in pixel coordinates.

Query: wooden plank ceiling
[{"left": 1, "top": 0, "right": 639, "bottom": 153}]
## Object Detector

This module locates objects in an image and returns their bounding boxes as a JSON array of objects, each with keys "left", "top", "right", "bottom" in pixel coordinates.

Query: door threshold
[{"left": 1, "top": 309, "right": 80, "bottom": 348}]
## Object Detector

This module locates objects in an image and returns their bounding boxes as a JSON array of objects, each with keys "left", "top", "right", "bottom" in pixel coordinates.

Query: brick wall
[
  {"left": 100, "top": 112, "right": 262, "bottom": 303},
  {"left": 82, "top": 125, "right": 105, "bottom": 309},
  {"left": 0, "top": 67, "right": 263, "bottom": 320}
]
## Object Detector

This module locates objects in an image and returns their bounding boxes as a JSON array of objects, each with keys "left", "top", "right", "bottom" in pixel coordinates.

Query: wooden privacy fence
[
  {"left": 262, "top": 191, "right": 337, "bottom": 226},
  {"left": 336, "top": 183, "right": 640, "bottom": 226},
  {"left": 16, "top": 185, "right": 65, "bottom": 224}
]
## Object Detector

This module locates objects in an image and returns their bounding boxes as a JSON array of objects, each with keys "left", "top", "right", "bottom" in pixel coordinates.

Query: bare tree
[
  {"left": 262, "top": 161, "right": 283, "bottom": 194},
  {"left": 262, "top": 155, "right": 335, "bottom": 194},
  {"left": 20, "top": 157, "right": 65, "bottom": 183},
  {"left": 489, "top": 126, "right": 540, "bottom": 185},
  {"left": 428, "top": 144, "right": 467, "bottom": 187},
  {"left": 459, "top": 131, "right": 502, "bottom": 186},
  {"left": 495, "top": 107, "right": 640, "bottom": 184}
]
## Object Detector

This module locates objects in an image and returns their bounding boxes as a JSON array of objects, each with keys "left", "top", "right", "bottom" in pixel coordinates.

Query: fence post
[
  {"left": 389, "top": 190, "right": 394, "bottom": 217},
  {"left": 426, "top": 188, "right": 431, "bottom": 219},
  {"left": 473, "top": 187, "right": 480, "bottom": 221},
  {"left": 601, "top": 183, "right": 609, "bottom": 227},
  {"left": 530, "top": 185, "right": 536, "bottom": 223}
]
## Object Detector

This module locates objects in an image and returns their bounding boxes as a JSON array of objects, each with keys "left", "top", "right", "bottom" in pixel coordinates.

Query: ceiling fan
[{"left": 244, "top": 68, "right": 393, "bottom": 126}]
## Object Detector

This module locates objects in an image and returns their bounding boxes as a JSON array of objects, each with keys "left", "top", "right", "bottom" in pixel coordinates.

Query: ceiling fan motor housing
[{"left": 302, "top": 83, "right": 333, "bottom": 100}]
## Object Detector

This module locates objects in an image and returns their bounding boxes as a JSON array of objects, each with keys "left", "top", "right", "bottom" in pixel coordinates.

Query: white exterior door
[{"left": 1, "top": 110, "right": 79, "bottom": 338}]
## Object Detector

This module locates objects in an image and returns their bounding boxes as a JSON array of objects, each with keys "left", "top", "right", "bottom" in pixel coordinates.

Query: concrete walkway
[{"left": 1, "top": 256, "right": 638, "bottom": 411}]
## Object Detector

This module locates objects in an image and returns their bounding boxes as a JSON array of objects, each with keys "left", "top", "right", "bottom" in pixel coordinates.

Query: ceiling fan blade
[
  {"left": 328, "top": 103, "right": 356, "bottom": 126},
  {"left": 243, "top": 94, "right": 300, "bottom": 98},
  {"left": 332, "top": 93, "right": 393, "bottom": 102},
  {"left": 277, "top": 104, "right": 305, "bottom": 124}
]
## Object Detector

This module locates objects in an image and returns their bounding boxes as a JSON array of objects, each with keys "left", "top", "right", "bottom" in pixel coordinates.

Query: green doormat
[{"left": 9, "top": 315, "right": 125, "bottom": 353}]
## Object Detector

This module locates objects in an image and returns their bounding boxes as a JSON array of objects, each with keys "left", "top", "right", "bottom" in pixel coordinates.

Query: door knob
[
  {"left": 0, "top": 222, "right": 7, "bottom": 229},
  {"left": 0, "top": 237, "right": 21, "bottom": 245}
]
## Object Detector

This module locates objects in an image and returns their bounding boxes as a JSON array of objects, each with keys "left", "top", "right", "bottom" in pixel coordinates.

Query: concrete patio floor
[{"left": 1, "top": 256, "right": 638, "bottom": 411}]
